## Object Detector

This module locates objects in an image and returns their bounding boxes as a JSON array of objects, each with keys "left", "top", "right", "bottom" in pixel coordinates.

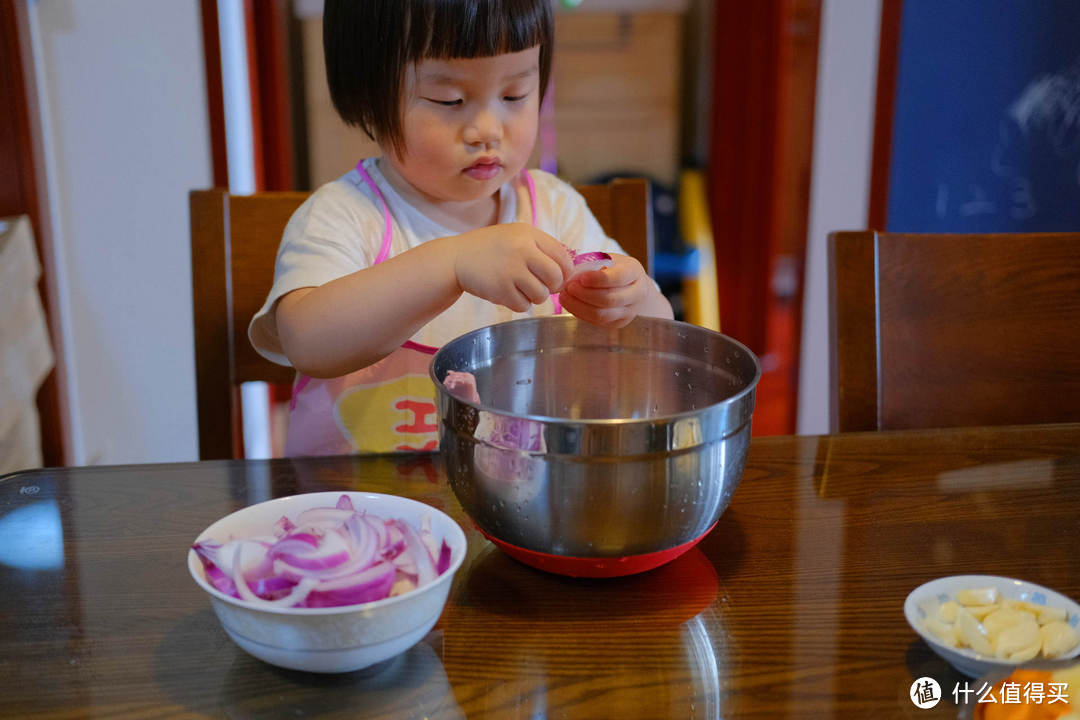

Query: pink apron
[{"left": 284, "top": 160, "right": 548, "bottom": 456}]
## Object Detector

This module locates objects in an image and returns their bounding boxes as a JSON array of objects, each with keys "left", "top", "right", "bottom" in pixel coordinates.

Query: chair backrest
[
  {"left": 828, "top": 230, "right": 1080, "bottom": 432},
  {"left": 190, "top": 176, "right": 652, "bottom": 459}
]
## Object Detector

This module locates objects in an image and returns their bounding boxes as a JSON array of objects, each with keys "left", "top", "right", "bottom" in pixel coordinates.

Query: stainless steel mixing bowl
[{"left": 430, "top": 315, "right": 760, "bottom": 575}]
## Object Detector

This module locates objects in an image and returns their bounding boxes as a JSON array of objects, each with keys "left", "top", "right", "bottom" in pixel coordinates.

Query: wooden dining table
[{"left": 1, "top": 422, "right": 1077, "bottom": 719}]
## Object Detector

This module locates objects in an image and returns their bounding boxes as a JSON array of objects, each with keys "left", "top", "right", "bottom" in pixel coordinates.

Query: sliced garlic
[
  {"left": 957, "top": 609, "right": 995, "bottom": 656},
  {"left": 1008, "top": 642, "right": 1042, "bottom": 663},
  {"left": 1037, "top": 606, "right": 1068, "bottom": 625},
  {"left": 957, "top": 587, "right": 1000, "bottom": 606},
  {"left": 964, "top": 604, "right": 1000, "bottom": 621},
  {"left": 995, "top": 617, "right": 1041, "bottom": 659},
  {"left": 919, "top": 585, "right": 1075, "bottom": 664},
  {"left": 982, "top": 608, "right": 1024, "bottom": 642},
  {"left": 924, "top": 617, "right": 958, "bottom": 647},
  {"left": 938, "top": 600, "right": 960, "bottom": 623},
  {"left": 1040, "top": 621, "right": 1079, "bottom": 659}
]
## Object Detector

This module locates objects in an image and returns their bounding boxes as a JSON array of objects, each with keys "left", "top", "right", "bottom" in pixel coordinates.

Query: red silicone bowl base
[{"left": 478, "top": 522, "right": 718, "bottom": 578}]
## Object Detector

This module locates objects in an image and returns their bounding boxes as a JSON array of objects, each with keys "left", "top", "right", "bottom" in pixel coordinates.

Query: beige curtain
[{"left": 0, "top": 216, "right": 55, "bottom": 474}]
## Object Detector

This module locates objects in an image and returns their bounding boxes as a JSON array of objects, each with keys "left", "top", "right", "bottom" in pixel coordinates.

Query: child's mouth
[{"left": 464, "top": 160, "right": 502, "bottom": 180}]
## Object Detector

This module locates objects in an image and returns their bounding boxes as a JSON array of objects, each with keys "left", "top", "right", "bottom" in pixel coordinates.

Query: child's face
[{"left": 385, "top": 46, "right": 541, "bottom": 209}]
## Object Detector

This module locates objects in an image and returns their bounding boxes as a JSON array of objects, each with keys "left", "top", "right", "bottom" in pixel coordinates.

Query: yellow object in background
[{"left": 678, "top": 170, "right": 720, "bottom": 332}]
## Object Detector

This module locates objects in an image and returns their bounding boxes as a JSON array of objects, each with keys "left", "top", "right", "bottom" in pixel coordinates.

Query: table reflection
[
  {"left": 154, "top": 616, "right": 464, "bottom": 720},
  {"left": 442, "top": 545, "right": 729, "bottom": 718}
]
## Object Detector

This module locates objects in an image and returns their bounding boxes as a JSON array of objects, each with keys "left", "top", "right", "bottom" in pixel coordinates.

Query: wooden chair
[
  {"left": 828, "top": 230, "right": 1080, "bottom": 432},
  {"left": 190, "top": 177, "right": 653, "bottom": 459}
]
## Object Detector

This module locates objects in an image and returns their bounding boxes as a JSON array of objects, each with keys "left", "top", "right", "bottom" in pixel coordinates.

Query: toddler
[{"left": 249, "top": 0, "right": 673, "bottom": 456}]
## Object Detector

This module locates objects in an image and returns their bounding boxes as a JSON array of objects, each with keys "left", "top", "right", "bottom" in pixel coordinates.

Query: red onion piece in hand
[{"left": 567, "top": 248, "right": 613, "bottom": 280}]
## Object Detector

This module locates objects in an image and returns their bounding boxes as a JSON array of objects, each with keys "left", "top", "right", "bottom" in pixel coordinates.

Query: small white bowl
[
  {"left": 188, "top": 491, "right": 467, "bottom": 673},
  {"left": 904, "top": 575, "right": 1080, "bottom": 677}
]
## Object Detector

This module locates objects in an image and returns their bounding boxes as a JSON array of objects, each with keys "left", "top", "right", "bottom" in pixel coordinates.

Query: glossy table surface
[{"left": 2, "top": 424, "right": 1078, "bottom": 719}]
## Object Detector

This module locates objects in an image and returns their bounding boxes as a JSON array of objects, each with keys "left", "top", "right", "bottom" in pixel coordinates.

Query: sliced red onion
[
  {"left": 304, "top": 561, "right": 396, "bottom": 607},
  {"left": 393, "top": 519, "right": 436, "bottom": 587},
  {"left": 270, "top": 525, "right": 352, "bottom": 571},
  {"left": 232, "top": 540, "right": 319, "bottom": 608},
  {"left": 272, "top": 516, "right": 296, "bottom": 538},
  {"left": 192, "top": 495, "right": 452, "bottom": 609},
  {"left": 192, "top": 542, "right": 238, "bottom": 595},
  {"left": 274, "top": 548, "right": 351, "bottom": 572},
  {"left": 364, "top": 515, "right": 389, "bottom": 549},
  {"left": 281, "top": 531, "right": 321, "bottom": 546},
  {"left": 419, "top": 515, "right": 439, "bottom": 560},
  {"left": 435, "top": 541, "right": 452, "bottom": 575}
]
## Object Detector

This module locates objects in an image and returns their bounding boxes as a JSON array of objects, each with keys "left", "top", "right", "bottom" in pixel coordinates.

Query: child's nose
[{"left": 464, "top": 107, "right": 502, "bottom": 146}]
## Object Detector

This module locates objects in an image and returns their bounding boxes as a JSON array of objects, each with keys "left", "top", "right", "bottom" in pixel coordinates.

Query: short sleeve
[
  {"left": 248, "top": 183, "right": 385, "bottom": 366},
  {"left": 530, "top": 171, "right": 627, "bottom": 257}
]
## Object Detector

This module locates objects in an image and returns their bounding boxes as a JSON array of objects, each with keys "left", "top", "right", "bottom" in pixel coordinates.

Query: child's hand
[
  {"left": 558, "top": 254, "right": 655, "bottom": 328},
  {"left": 454, "top": 223, "right": 574, "bottom": 312}
]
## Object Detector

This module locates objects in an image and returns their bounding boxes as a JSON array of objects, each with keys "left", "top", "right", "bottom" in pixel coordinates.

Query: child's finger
[
  {"left": 559, "top": 291, "right": 634, "bottom": 328},
  {"left": 536, "top": 234, "right": 575, "bottom": 278},
  {"left": 564, "top": 276, "right": 641, "bottom": 308},
  {"left": 503, "top": 287, "right": 533, "bottom": 313},
  {"left": 516, "top": 274, "right": 553, "bottom": 305},
  {"left": 526, "top": 253, "right": 568, "bottom": 293},
  {"left": 572, "top": 258, "right": 637, "bottom": 288}
]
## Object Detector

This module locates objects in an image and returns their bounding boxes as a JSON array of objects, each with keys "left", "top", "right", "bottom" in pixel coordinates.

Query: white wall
[
  {"left": 796, "top": 0, "right": 882, "bottom": 435},
  {"left": 30, "top": 0, "right": 211, "bottom": 464}
]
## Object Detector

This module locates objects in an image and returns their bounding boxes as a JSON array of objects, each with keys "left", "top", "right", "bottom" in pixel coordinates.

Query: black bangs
[
  {"left": 406, "top": 0, "right": 551, "bottom": 60},
  {"left": 323, "top": 0, "right": 553, "bottom": 157}
]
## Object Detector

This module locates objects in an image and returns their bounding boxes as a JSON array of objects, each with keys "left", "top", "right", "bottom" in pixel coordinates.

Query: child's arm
[
  {"left": 276, "top": 222, "right": 573, "bottom": 377},
  {"left": 558, "top": 254, "right": 674, "bottom": 329}
]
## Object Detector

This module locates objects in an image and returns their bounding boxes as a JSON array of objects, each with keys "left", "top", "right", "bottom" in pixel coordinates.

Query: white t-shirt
[
  {"left": 247, "top": 157, "right": 626, "bottom": 456},
  {"left": 249, "top": 157, "right": 625, "bottom": 365}
]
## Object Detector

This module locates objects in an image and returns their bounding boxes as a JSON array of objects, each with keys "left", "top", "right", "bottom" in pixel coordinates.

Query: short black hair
[{"left": 324, "top": 0, "right": 554, "bottom": 157}]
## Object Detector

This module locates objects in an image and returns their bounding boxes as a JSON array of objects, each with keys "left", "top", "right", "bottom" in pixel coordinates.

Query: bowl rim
[
  {"left": 188, "top": 491, "right": 467, "bottom": 616},
  {"left": 904, "top": 574, "right": 1080, "bottom": 667},
  {"left": 429, "top": 315, "right": 762, "bottom": 427}
]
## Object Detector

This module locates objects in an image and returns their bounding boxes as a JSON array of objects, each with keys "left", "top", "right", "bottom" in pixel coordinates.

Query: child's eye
[
  {"left": 504, "top": 94, "right": 527, "bottom": 103},
  {"left": 426, "top": 98, "right": 462, "bottom": 107}
]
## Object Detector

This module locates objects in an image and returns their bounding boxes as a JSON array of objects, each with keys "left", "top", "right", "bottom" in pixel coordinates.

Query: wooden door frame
[
  {"left": 707, "top": 0, "right": 821, "bottom": 434},
  {"left": 200, "top": 0, "right": 295, "bottom": 192},
  {"left": 867, "top": 0, "right": 903, "bottom": 230}
]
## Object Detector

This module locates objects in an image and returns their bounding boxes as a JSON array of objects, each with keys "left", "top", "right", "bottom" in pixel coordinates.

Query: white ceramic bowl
[
  {"left": 904, "top": 574, "right": 1080, "bottom": 677},
  {"left": 188, "top": 491, "right": 467, "bottom": 673}
]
